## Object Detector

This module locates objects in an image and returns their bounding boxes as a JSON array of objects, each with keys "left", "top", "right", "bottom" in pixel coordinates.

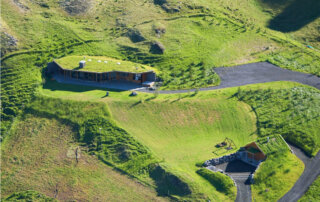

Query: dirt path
[{"left": 278, "top": 144, "right": 320, "bottom": 202}]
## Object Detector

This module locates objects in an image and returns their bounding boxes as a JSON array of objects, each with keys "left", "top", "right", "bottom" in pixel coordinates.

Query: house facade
[{"left": 47, "top": 60, "right": 156, "bottom": 86}]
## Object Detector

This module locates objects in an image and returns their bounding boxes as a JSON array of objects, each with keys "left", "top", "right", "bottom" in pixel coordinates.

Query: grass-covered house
[{"left": 48, "top": 56, "right": 157, "bottom": 87}]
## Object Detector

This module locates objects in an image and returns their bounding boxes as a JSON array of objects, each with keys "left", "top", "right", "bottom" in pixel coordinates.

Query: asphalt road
[
  {"left": 141, "top": 62, "right": 320, "bottom": 93},
  {"left": 278, "top": 145, "right": 320, "bottom": 202},
  {"left": 215, "top": 160, "right": 256, "bottom": 202}
]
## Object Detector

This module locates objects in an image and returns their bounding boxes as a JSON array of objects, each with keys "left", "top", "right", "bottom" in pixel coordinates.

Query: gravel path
[
  {"left": 278, "top": 144, "right": 320, "bottom": 202},
  {"left": 141, "top": 62, "right": 320, "bottom": 93}
]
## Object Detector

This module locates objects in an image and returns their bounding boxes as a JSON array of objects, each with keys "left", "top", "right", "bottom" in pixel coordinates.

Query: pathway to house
[
  {"left": 53, "top": 62, "right": 320, "bottom": 92},
  {"left": 214, "top": 160, "right": 256, "bottom": 202},
  {"left": 278, "top": 144, "right": 320, "bottom": 202},
  {"left": 141, "top": 62, "right": 320, "bottom": 93}
]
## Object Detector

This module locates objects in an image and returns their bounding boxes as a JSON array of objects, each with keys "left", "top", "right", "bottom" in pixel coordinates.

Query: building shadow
[
  {"left": 266, "top": 0, "right": 320, "bottom": 32},
  {"left": 217, "top": 160, "right": 257, "bottom": 173},
  {"left": 42, "top": 79, "right": 125, "bottom": 93}
]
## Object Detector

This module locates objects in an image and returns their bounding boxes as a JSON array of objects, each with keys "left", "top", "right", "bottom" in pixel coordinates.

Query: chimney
[{"left": 79, "top": 60, "right": 86, "bottom": 68}]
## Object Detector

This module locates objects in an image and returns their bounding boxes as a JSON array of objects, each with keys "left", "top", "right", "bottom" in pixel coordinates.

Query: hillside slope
[
  {"left": 2, "top": 0, "right": 320, "bottom": 133},
  {"left": 1, "top": 114, "right": 165, "bottom": 201}
]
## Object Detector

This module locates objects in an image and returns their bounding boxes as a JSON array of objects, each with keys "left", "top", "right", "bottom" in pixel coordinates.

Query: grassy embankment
[
  {"left": 1, "top": 112, "right": 165, "bottom": 201},
  {"left": 299, "top": 177, "right": 320, "bottom": 202},
  {"left": 251, "top": 135, "right": 304, "bottom": 201},
  {"left": 197, "top": 168, "right": 236, "bottom": 199}
]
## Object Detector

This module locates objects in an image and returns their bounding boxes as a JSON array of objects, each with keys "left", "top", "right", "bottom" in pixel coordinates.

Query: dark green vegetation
[
  {"left": 3, "top": 190, "right": 56, "bottom": 202},
  {"left": 237, "top": 86, "right": 320, "bottom": 156},
  {"left": 197, "top": 168, "right": 236, "bottom": 199},
  {"left": 299, "top": 177, "right": 320, "bottom": 202}
]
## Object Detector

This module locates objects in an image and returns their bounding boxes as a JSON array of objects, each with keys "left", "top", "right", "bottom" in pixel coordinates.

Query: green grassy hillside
[
  {"left": 2, "top": 0, "right": 320, "bottom": 135},
  {"left": 1, "top": 114, "right": 166, "bottom": 201},
  {"left": 2, "top": 0, "right": 320, "bottom": 200},
  {"left": 106, "top": 90, "right": 257, "bottom": 201},
  {"left": 252, "top": 151, "right": 304, "bottom": 201},
  {"left": 33, "top": 80, "right": 317, "bottom": 200}
]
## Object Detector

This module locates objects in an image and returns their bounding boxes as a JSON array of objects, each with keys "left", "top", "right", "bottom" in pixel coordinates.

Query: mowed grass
[
  {"left": 107, "top": 95, "right": 257, "bottom": 200},
  {"left": 1, "top": 115, "right": 166, "bottom": 202},
  {"left": 55, "top": 55, "right": 156, "bottom": 73}
]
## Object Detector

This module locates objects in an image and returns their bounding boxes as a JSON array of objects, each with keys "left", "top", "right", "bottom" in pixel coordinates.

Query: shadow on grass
[
  {"left": 42, "top": 80, "right": 125, "bottom": 93},
  {"left": 266, "top": 0, "right": 320, "bottom": 32},
  {"left": 149, "top": 165, "right": 192, "bottom": 197}
]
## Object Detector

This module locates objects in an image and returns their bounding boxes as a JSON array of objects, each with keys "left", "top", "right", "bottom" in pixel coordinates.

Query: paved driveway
[
  {"left": 141, "top": 62, "right": 320, "bottom": 94},
  {"left": 278, "top": 144, "right": 320, "bottom": 202}
]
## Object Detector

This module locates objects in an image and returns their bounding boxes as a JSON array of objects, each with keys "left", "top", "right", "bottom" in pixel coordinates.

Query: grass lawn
[
  {"left": 1, "top": 115, "right": 166, "bottom": 202},
  {"left": 106, "top": 93, "right": 257, "bottom": 201},
  {"left": 299, "top": 176, "right": 320, "bottom": 202},
  {"left": 55, "top": 55, "right": 156, "bottom": 73}
]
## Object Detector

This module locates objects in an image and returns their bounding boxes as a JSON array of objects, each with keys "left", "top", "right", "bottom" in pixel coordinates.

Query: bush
[
  {"left": 3, "top": 190, "right": 56, "bottom": 201},
  {"left": 197, "top": 168, "right": 235, "bottom": 197}
]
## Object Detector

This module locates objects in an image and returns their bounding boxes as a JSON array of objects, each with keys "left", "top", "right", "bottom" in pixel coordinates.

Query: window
[{"left": 135, "top": 74, "right": 141, "bottom": 80}]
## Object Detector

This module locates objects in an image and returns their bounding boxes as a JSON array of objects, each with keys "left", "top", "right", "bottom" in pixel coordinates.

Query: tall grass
[{"left": 237, "top": 87, "right": 320, "bottom": 156}]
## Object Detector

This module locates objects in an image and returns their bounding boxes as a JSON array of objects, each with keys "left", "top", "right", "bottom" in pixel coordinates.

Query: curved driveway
[
  {"left": 278, "top": 145, "right": 320, "bottom": 202},
  {"left": 142, "top": 62, "right": 320, "bottom": 93}
]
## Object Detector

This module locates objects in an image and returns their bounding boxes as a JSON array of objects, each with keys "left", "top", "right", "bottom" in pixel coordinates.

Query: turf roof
[{"left": 55, "top": 56, "right": 156, "bottom": 73}]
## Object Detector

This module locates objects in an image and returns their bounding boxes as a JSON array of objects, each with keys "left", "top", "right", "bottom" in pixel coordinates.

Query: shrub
[
  {"left": 3, "top": 190, "right": 56, "bottom": 201},
  {"left": 197, "top": 168, "right": 235, "bottom": 196}
]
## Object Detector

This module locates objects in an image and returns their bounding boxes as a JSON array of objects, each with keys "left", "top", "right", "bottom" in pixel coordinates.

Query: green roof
[
  {"left": 247, "top": 147, "right": 261, "bottom": 154},
  {"left": 255, "top": 135, "right": 290, "bottom": 155},
  {"left": 54, "top": 56, "right": 156, "bottom": 73}
]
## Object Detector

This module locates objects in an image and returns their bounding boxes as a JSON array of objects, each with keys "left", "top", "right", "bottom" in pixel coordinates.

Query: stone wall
[{"left": 204, "top": 151, "right": 262, "bottom": 167}]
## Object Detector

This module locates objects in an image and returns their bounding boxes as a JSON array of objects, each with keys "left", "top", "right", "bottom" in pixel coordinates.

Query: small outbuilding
[{"left": 244, "top": 142, "right": 267, "bottom": 162}]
